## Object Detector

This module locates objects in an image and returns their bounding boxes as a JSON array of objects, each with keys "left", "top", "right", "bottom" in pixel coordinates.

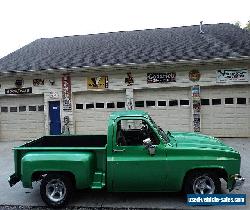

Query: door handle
[{"left": 113, "top": 149, "right": 125, "bottom": 153}]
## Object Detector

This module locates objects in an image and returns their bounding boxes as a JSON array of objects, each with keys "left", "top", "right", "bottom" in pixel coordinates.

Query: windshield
[{"left": 148, "top": 117, "right": 169, "bottom": 143}]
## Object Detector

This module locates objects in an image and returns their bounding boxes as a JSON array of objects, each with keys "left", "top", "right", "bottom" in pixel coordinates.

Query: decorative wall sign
[
  {"left": 15, "top": 79, "right": 24, "bottom": 88},
  {"left": 49, "top": 79, "right": 55, "bottom": 85},
  {"left": 33, "top": 79, "right": 44, "bottom": 86},
  {"left": 126, "top": 89, "right": 134, "bottom": 110},
  {"left": 191, "top": 85, "right": 201, "bottom": 132},
  {"left": 5, "top": 87, "right": 32, "bottom": 94},
  {"left": 216, "top": 69, "right": 248, "bottom": 83},
  {"left": 193, "top": 114, "right": 200, "bottom": 132},
  {"left": 87, "top": 76, "right": 108, "bottom": 89},
  {"left": 189, "top": 70, "right": 201, "bottom": 82},
  {"left": 147, "top": 72, "right": 176, "bottom": 83},
  {"left": 62, "top": 74, "right": 72, "bottom": 111},
  {"left": 125, "top": 72, "right": 134, "bottom": 86},
  {"left": 49, "top": 91, "right": 59, "bottom": 99}
]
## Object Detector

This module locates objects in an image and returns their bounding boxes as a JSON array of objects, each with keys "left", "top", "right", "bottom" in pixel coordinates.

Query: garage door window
[
  {"left": 135, "top": 101, "right": 144, "bottom": 107},
  {"left": 38, "top": 105, "right": 44, "bottom": 111},
  {"left": 29, "top": 106, "right": 37, "bottom": 111},
  {"left": 86, "top": 103, "right": 94, "bottom": 109},
  {"left": 1, "top": 107, "right": 8, "bottom": 112},
  {"left": 107, "top": 102, "right": 115, "bottom": 108},
  {"left": 117, "top": 102, "right": 125, "bottom": 108},
  {"left": 169, "top": 100, "right": 178, "bottom": 106},
  {"left": 19, "top": 106, "right": 26, "bottom": 112},
  {"left": 225, "top": 98, "right": 234, "bottom": 104},
  {"left": 158, "top": 101, "right": 166, "bottom": 107},
  {"left": 76, "top": 104, "right": 83, "bottom": 109},
  {"left": 10, "top": 107, "right": 17, "bottom": 112},
  {"left": 180, "top": 100, "right": 189, "bottom": 106},
  {"left": 201, "top": 99, "right": 210, "bottom": 105},
  {"left": 146, "top": 100, "right": 155, "bottom": 107},
  {"left": 212, "top": 99, "right": 221, "bottom": 105},
  {"left": 96, "top": 103, "right": 105, "bottom": 108},
  {"left": 237, "top": 98, "right": 246, "bottom": 104}
]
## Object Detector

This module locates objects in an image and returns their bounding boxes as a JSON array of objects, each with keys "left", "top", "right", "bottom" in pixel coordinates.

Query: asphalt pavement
[{"left": 0, "top": 138, "right": 249, "bottom": 210}]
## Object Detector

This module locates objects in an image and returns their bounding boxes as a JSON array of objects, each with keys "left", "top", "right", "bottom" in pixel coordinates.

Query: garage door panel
[
  {"left": 0, "top": 95, "right": 45, "bottom": 141},
  {"left": 201, "top": 85, "right": 250, "bottom": 137},
  {"left": 74, "top": 91, "right": 125, "bottom": 134},
  {"left": 134, "top": 88, "right": 192, "bottom": 132}
]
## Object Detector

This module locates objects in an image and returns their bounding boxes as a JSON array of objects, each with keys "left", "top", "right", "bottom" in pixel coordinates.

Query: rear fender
[{"left": 21, "top": 151, "right": 94, "bottom": 189}]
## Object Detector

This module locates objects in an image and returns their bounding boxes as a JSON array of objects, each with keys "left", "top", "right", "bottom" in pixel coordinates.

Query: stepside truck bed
[{"left": 10, "top": 135, "right": 107, "bottom": 188}]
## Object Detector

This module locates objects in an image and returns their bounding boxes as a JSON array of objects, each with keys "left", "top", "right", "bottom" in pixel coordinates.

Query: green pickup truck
[{"left": 9, "top": 110, "right": 244, "bottom": 207}]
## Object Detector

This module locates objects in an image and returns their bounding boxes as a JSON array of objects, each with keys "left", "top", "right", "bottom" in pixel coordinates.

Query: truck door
[{"left": 108, "top": 118, "right": 167, "bottom": 191}]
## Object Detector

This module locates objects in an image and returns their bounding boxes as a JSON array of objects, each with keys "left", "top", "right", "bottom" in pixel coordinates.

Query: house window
[
  {"left": 158, "top": 101, "right": 166, "bottom": 107},
  {"left": 10, "top": 107, "right": 17, "bottom": 112},
  {"left": 237, "top": 98, "right": 246, "bottom": 104},
  {"left": 135, "top": 101, "right": 144, "bottom": 107},
  {"left": 117, "top": 102, "right": 125, "bottom": 108},
  {"left": 225, "top": 98, "right": 234, "bottom": 104},
  {"left": 19, "top": 106, "right": 26, "bottom": 112},
  {"left": 201, "top": 99, "right": 210, "bottom": 105},
  {"left": 146, "top": 100, "right": 155, "bottom": 107},
  {"left": 169, "top": 100, "right": 178, "bottom": 106},
  {"left": 212, "top": 99, "right": 221, "bottom": 105},
  {"left": 76, "top": 104, "right": 83, "bottom": 109}
]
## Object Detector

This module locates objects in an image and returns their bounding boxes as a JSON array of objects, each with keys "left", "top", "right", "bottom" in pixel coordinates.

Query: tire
[
  {"left": 184, "top": 171, "right": 221, "bottom": 194},
  {"left": 40, "top": 173, "right": 73, "bottom": 208}
]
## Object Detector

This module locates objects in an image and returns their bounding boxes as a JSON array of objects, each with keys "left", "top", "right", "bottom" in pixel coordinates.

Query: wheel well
[
  {"left": 32, "top": 171, "right": 76, "bottom": 187},
  {"left": 182, "top": 168, "right": 228, "bottom": 190}
]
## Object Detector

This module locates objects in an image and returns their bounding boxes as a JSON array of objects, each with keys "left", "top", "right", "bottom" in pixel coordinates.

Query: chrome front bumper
[{"left": 232, "top": 174, "right": 245, "bottom": 190}]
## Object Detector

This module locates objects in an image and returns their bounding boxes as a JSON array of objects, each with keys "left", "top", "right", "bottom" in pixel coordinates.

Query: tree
[
  {"left": 234, "top": 21, "right": 241, "bottom": 28},
  {"left": 244, "top": 20, "right": 250, "bottom": 31}
]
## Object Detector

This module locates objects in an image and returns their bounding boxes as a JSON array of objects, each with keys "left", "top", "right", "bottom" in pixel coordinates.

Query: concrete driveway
[{"left": 0, "top": 138, "right": 249, "bottom": 210}]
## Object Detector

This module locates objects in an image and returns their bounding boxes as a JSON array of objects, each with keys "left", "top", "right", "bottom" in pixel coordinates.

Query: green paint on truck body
[{"left": 10, "top": 110, "right": 242, "bottom": 192}]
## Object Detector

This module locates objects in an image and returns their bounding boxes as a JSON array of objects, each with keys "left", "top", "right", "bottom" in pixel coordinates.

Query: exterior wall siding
[{"left": 0, "top": 60, "right": 249, "bottom": 139}]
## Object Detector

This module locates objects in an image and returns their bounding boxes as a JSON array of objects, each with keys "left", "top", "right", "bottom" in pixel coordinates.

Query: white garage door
[
  {"left": 74, "top": 91, "right": 126, "bottom": 134},
  {"left": 0, "top": 95, "right": 45, "bottom": 141},
  {"left": 200, "top": 85, "right": 250, "bottom": 137},
  {"left": 134, "top": 88, "right": 192, "bottom": 132}
]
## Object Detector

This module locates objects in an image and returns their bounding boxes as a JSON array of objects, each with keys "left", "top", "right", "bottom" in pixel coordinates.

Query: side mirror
[
  {"left": 143, "top": 138, "right": 156, "bottom": 156},
  {"left": 143, "top": 138, "right": 152, "bottom": 146}
]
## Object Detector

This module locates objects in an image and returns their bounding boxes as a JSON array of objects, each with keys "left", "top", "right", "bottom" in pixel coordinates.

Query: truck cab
[{"left": 107, "top": 111, "right": 168, "bottom": 191}]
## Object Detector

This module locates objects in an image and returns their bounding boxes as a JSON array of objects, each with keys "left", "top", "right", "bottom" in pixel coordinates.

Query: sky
[{"left": 0, "top": 0, "right": 249, "bottom": 59}]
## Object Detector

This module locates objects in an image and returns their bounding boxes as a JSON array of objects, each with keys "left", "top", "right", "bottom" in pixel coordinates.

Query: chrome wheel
[
  {"left": 193, "top": 175, "right": 215, "bottom": 194},
  {"left": 46, "top": 179, "right": 66, "bottom": 202}
]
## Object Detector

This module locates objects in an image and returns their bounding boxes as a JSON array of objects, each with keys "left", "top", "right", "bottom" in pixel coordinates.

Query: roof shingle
[{"left": 0, "top": 23, "right": 250, "bottom": 71}]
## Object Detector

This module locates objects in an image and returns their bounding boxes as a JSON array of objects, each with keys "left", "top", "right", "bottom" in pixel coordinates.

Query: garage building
[{"left": 0, "top": 23, "right": 249, "bottom": 141}]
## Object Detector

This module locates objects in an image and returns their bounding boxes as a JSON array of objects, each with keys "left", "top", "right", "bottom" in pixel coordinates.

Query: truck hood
[{"left": 170, "top": 131, "right": 236, "bottom": 151}]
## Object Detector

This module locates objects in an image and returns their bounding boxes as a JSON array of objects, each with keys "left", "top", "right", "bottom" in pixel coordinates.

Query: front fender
[{"left": 21, "top": 151, "right": 94, "bottom": 189}]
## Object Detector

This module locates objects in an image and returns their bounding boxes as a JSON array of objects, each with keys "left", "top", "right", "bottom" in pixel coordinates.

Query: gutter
[{"left": 0, "top": 56, "right": 250, "bottom": 75}]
